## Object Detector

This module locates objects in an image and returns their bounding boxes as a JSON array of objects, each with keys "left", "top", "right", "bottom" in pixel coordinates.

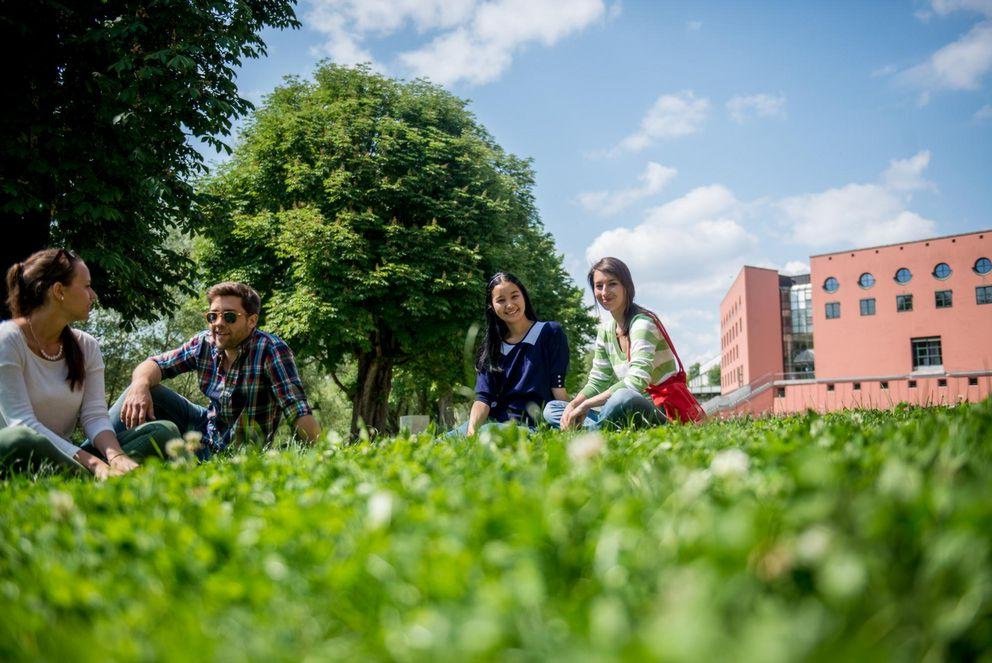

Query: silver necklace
[{"left": 27, "top": 317, "right": 64, "bottom": 361}]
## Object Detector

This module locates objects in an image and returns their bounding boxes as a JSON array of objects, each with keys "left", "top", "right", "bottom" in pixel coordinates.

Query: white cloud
[
  {"left": 307, "top": 0, "right": 609, "bottom": 86},
  {"left": 974, "top": 102, "right": 992, "bottom": 118},
  {"left": 881, "top": 150, "right": 936, "bottom": 192},
  {"left": 307, "top": 4, "right": 378, "bottom": 66},
  {"left": 929, "top": 0, "right": 992, "bottom": 17},
  {"left": 612, "top": 91, "right": 710, "bottom": 154},
  {"left": 780, "top": 260, "right": 811, "bottom": 276},
  {"left": 586, "top": 185, "right": 758, "bottom": 300},
  {"left": 687, "top": 20, "right": 703, "bottom": 31},
  {"left": 872, "top": 64, "right": 898, "bottom": 78},
  {"left": 780, "top": 184, "right": 936, "bottom": 248},
  {"left": 582, "top": 185, "right": 762, "bottom": 364},
  {"left": 779, "top": 150, "right": 940, "bottom": 249},
  {"left": 726, "top": 93, "right": 787, "bottom": 123},
  {"left": 901, "top": 20, "right": 992, "bottom": 99},
  {"left": 577, "top": 162, "right": 677, "bottom": 216}
]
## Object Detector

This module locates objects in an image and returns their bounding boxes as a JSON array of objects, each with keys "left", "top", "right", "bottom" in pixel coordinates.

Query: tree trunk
[
  {"left": 351, "top": 330, "right": 397, "bottom": 439},
  {"left": 0, "top": 210, "right": 51, "bottom": 318}
]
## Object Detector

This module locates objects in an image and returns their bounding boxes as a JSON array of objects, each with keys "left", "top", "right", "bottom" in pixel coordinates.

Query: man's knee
[{"left": 543, "top": 400, "right": 567, "bottom": 426}]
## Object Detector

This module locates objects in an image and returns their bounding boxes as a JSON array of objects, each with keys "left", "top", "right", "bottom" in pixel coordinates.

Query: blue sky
[{"left": 220, "top": 0, "right": 992, "bottom": 364}]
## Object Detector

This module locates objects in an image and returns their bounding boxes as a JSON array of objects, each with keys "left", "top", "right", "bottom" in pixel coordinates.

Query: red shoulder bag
[{"left": 636, "top": 312, "right": 706, "bottom": 424}]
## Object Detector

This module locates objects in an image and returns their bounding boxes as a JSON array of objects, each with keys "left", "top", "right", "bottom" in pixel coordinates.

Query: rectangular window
[
  {"left": 908, "top": 380, "right": 917, "bottom": 388},
  {"left": 827, "top": 383, "right": 835, "bottom": 392},
  {"left": 897, "top": 294, "right": 913, "bottom": 312},
  {"left": 859, "top": 298, "right": 876, "bottom": 316},
  {"left": 938, "top": 378, "right": 947, "bottom": 387},
  {"left": 880, "top": 381, "right": 889, "bottom": 389},
  {"left": 853, "top": 382, "right": 861, "bottom": 390},
  {"left": 969, "top": 377, "right": 979, "bottom": 386},
  {"left": 825, "top": 302, "right": 840, "bottom": 319},
  {"left": 776, "top": 387, "right": 785, "bottom": 398},
  {"left": 912, "top": 336, "right": 943, "bottom": 370},
  {"left": 935, "top": 290, "right": 952, "bottom": 308},
  {"left": 978, "top": 285, "right": 992, "bottom": 305}
]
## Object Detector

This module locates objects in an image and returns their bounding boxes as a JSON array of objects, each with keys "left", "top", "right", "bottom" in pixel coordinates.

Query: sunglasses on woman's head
[{"left": 205, "top": 311, "right": 245, "bottom": 324}]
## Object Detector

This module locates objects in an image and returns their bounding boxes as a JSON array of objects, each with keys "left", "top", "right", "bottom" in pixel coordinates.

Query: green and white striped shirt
[{"left": 579, "top": 313, "right": 677, "bottom": 398}]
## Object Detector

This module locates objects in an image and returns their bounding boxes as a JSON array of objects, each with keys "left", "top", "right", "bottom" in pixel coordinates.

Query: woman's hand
[
  {"left": 560, "top": 401, "right": 587, "bottom": 430},
  {"left": 91, "top": 461, "right": 113, "bottom": 481},
  {"left": 108, "top": 452, "right": 139, "bottom": 475}
]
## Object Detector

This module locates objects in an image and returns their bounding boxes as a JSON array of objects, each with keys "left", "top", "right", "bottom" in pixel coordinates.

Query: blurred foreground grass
[{"left": 2, "top": 401, "right": 991, "bottom": 661}]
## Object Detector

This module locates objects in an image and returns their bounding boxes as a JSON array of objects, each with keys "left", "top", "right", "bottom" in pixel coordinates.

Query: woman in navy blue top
[{"left": 456, "top": 272, "right": 569, "bottom": 436}]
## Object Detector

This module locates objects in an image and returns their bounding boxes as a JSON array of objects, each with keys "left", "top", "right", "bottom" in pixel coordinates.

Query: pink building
[{"left": 713, "top": 229, "right": 992, "bottom": 416}]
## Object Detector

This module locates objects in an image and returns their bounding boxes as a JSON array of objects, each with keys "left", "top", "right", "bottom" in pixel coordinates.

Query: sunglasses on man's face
[{"left": 205, "top": 311, "right": 246, "bottom": 324}]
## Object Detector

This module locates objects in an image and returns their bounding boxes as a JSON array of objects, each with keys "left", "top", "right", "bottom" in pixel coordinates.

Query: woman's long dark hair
[
  {"left": 5, "top": 248, "right": 86, "bottom": 390},
  {"left": 476, "top": 272, "right": 538, "bottom": 373},
  {"left": 588, "top": 257, "right": 653, "bottom": 336}
]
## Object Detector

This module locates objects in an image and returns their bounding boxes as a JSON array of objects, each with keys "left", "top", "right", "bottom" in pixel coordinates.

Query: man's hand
[{"left": 120, "top": 386, "right": 155, "bottom": 429}]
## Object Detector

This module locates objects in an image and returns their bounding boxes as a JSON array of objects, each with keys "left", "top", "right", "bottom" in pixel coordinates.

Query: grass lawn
[{"left": 2, "top": 402, "right": 991, "bottom": 661}]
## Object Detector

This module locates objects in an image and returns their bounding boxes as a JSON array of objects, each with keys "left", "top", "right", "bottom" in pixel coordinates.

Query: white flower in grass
[
  {"left": 164, "top": 438, "right": 186, "bottom": 459},
  {"left": 49, "top": 490, "right": 75, "bottom": 519},
  {"left": 710, "top": 448, "right": 749, "bottom": 478},
  {"left": 368, "top": 491, "right": 393, "bottom": 529},
  {"left": 568, "top": 432, "right": 606, "bottom": 462},
  {"left": 795, "top": 526, "right": 832, "bottom": 563},
  {"left": 183, "top": 431, "right": 202, "bottom": 454}
]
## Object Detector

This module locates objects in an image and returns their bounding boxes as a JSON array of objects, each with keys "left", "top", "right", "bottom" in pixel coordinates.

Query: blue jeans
[
  {"left": 543, "top": 387, "right": 667, "bottom": 431},
  {"left": 109, "top": 385, "right": 213, "bottom": 459},
  {"left": 445, "top": 419, "right": 533, "bottom": 438}
]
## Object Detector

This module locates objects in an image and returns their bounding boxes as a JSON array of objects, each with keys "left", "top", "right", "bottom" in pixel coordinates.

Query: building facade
[{"left": 711, "top": 229, "right": 992, "bottom": 416}]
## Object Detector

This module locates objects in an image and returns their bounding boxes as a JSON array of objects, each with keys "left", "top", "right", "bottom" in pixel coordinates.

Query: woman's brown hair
[
  {"left": 6, "top": 248, "right": 86, "bottom": 390},
  {"left": 587, "top": 256, "right": 653, "bottom": 336}
]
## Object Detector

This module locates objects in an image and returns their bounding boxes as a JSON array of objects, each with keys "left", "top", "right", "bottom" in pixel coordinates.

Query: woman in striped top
[{"left": 544, "top": 257, "right": 672, "bottom": 430}]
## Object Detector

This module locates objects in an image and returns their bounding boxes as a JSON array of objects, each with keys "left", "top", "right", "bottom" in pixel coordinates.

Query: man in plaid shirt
[{"left": 109, "top": 282, "right": 320, "bottom": 458}]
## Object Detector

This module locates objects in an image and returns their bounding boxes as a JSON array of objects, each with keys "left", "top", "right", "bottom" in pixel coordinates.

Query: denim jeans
[
  {"left": 109, "top": 385, "right": 213, "bottom": 459},
  {"left": 445, "top": 419, "right": 533, "bottom": 438},
  {"left": 543, "top": 387, "right": 666, "bottom": 431},
  {"left": 1, "top": 419, "right": 180, "bottom": 475}
]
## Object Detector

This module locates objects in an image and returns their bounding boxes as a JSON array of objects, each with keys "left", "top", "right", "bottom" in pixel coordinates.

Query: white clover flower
[
  {"left": 164, "top": 438, "right": 186, "bottom": 459},
  {"left": 568, "top": 432, "right": 606, "bottom": 462},
  {"left": 710, "top": 448, "right": 750, "bottom": 478},
  {"left": 795, "top": 526, "right": 832, "bottom": 563},
  {"left": 49, "top": 490, "right": 75, "bottom": 519},
  {"left": 368, "top": 491, "right": 393, "bottom": 529},
  {"left": 679, "top": 469, "right": 711, "bottom": 500},
  {"left": 183, "top": 431, "right": 203, "bottom": 454}
]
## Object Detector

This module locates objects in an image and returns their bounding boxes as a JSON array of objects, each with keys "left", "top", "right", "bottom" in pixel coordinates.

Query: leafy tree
[
  {"left": 0, "top": 0, "right": 299, "bottom": 321},
  {"left": 708, "top": 364, "right": 722, "bottom": 387},
  {"left": 198, "top": 64, "right": 593, "bottom": 436},
  {"left": 688, "top": 362, "right": 701, "bottom": 381}
]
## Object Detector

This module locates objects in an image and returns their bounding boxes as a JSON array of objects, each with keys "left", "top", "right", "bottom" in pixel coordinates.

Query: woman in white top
[{"left": 0, "top": 248, "right": 179, "bottom": 478}]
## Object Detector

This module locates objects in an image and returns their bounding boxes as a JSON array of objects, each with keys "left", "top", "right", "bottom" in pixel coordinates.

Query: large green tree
[
  {"left": 0, "top": 0, "right": 299, "bottom": 320},
  {"left": 198, "top": 64, "right": 593, "bottom": 435}
]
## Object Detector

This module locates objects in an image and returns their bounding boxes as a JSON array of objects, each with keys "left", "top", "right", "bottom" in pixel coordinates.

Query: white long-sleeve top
[{"left": 0, "top": 320, "right": 113, "bottom": 460}]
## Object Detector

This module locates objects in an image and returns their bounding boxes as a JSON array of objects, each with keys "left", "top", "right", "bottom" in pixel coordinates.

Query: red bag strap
[{"left": 642, "top": 310, "right": 686, "bottom": 375}]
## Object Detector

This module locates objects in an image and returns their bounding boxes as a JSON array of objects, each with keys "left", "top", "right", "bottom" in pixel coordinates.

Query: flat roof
[{"left": 809, "top": 228, "right": 991, "bottom": 259}]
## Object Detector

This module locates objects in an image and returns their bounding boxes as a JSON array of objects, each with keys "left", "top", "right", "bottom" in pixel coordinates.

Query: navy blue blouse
[{"left": 474, "top": 321, "right": 569, "bottom": 425}]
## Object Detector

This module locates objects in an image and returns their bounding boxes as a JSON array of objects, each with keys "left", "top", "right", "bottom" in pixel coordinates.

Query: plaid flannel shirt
[{"left": 151, "top": 329, "right": 312, "bottom": 453}]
